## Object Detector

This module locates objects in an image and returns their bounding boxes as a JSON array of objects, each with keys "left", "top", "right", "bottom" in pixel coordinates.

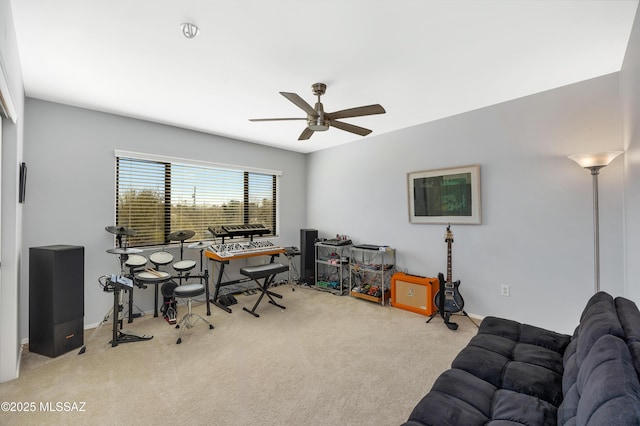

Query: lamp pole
[
  {"left": 568, "top": 151, "right": 623, "bottom": 294},
  {"left": 589, "top": 166, "right": 603, "bottom": 293}
]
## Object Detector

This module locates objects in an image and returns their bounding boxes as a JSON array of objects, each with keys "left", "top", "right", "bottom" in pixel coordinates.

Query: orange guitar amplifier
[{"left": 391, "top": 272, "right": 439, "bottom": 316}]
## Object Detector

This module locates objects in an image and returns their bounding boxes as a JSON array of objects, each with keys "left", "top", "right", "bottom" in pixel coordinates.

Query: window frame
[{"left": 114, "top": 150, "right": 281, "bottom": 248}]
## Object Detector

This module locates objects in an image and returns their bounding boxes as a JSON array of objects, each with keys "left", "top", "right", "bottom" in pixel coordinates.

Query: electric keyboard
[
  {"left": 206, "top": 240, "right": 285, "bottom": 260},
  {"left": 205, "top": 240, "right": 286, "bottom": 314},
  {"left": 223, "top": 224, "right": 270, "bottom": 235},
  {"left": 208, "top": 223, "right": 271, "bottom": 241}
]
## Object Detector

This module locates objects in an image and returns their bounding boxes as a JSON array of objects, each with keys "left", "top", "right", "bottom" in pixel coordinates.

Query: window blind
[{"left": 115, "top": 154, "right": 279, "bottom": 247}]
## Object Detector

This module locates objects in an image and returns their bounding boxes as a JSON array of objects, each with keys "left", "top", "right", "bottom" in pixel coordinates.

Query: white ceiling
[{"left": 9, "top": 0, "right": 639, "bottom": 154}]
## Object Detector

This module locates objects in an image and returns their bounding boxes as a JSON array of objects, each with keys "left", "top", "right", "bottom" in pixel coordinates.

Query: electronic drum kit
[
  {"left": 105, "top": 226, "right": 212, "bottom": 281},
  {"left": 80, "top": 225, "right": 215, "bottom": 353},
  {"left": 107, "top": 226, "right": 213, "bottom": 316}
]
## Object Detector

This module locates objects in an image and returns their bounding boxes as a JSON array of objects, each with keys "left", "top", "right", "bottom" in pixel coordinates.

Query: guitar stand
[
  {"left": 426, "top": 309, "right": 478, "bottom": 331},
  {"left": 427, "top": 268, "right": 479, "bottom": 331}
]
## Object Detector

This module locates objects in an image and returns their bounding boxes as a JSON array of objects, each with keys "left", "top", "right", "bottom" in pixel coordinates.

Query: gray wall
[
  {"left": 623, "top": 6, "right": 640, "bottom": 303},
  {"left": 307, "top": 73, "right": 625, "bottom": 334},
  {"left": 0, "top": 0, "right": 25, "bottom": 382},
  {"left": 21, "top": 99, "right": 307, "bottom": 337}
]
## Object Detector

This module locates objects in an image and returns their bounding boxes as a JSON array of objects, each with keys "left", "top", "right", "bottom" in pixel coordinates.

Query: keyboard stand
[
  {"left": 212, "top": 259, "right": 233, "bottom": 313},
  {"left": 206, "top": 248, "right": 285, "bottom": 313}
]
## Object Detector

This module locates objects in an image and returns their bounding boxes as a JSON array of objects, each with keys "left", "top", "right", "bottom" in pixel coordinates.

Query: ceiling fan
[{"left": 249, "top": 83, "right": 386, "bottom": 140}]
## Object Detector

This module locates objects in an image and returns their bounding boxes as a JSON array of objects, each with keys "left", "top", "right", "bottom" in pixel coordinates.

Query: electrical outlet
[{"left": 501, "top": 284, "right": 510, "bottom": 297}]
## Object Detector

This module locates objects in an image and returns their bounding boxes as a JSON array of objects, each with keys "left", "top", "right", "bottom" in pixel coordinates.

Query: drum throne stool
[{"left": 174, "top": 283, "right": 214, "bottom": 344}]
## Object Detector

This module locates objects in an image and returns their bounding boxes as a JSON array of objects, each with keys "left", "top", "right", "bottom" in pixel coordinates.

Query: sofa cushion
[
  {"left": 502, "top": 360, "right": 564, "bottom": 406},
  {"left": 519, "top": 323, "right": 572, "bottom": 354},
  {"left": 452, "top": 345, "right": 510, "bottom": 388},
  {"left": 562, "top": 338, "right": 578, "bottom": 396},
  {"left": 615, "top": 296, "right": 640, "bottom": 379},
  {"left": 405, "top": 317, "right": 570, "bottom": 426},
  {"left": 579, "top": 291, "right": 614, "bottom": 323},
  {"left": 575, "top": 296, "right": 624, "bottom": 366},
  {"left": 558, "top": 334, "right": 640, "bottom": 425},
  {"left": 468, "top": 333, "right": 515, "bottom": 358},
  {"left": 513, "top": 342, "right": 565, "bottom": 375},
  {"left": 478, "top": 317, "right": 571, "bottom": 355},
  {"left": 455, "top": 340, "right": 563, "bottom": 406},
  {"left": 489, "top": 389, "right": 558, "bottom": 425},
  {"left": 405, "top": 368, "right": 495, "bottom": 426},
  {"left": 478, "top": 316, "right": 522, "bottom": 340},
  {"left": 453, "top": 317, "right": 569, "bottom": 405},
  {"left": 563, "top": 292, "right": 625, "bottom": 400}
]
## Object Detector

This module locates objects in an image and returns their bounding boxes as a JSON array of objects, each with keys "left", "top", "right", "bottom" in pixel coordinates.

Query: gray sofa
[{"left": 403, "top": 292, "right": 640, "bottom": 425}]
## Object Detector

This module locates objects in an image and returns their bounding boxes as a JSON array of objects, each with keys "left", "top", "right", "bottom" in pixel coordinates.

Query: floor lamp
[{"left": 568, "top": 151, "right": 623, "bottom": 293}]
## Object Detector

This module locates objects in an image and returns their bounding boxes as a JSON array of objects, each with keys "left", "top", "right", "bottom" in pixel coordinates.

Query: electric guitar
[{"left": 434, "top": 225, "right": 465, "bottom": 330}]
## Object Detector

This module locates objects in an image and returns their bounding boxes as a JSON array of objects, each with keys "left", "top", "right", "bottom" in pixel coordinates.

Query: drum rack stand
[{"left": 78, "top": 276, "right": 153, "bottom": 354}]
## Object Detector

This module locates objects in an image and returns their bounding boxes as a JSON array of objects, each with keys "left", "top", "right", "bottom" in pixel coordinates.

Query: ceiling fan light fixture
[
  {"left": 308, "top": 117, "right": 329, "bottom": 131},
  {"left": 181, "top": 22, "right": 200, "bottom": 39},
  {"left": 308, "top": 102, "right": 329, "bottom": 131}
]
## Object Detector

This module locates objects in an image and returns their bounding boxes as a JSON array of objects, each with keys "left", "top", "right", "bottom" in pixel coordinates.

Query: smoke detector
[{"left": 181, "top": 23, "right": 200, "bottom": 39}]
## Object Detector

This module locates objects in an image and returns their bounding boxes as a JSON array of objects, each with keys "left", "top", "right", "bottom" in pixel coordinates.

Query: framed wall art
[{"left": 408, "top": 164, "right": 481, "bottom": 224}]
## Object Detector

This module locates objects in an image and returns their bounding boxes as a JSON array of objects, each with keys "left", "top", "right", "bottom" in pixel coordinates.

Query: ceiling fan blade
[
  {"left": 249, "top": 117, "right": 307, "bottom": 122},
  {"left": 280, "top": 92, "right": 318, "bottom": 117},
  {"left": 298, "top": 127, "right": 315, "bottom": 140},
  {"left": 326, "top": 104, "right": 386, "bottom": 120},
  {"left": 330, "top": 120, "right": 372, "bottom": 136}
]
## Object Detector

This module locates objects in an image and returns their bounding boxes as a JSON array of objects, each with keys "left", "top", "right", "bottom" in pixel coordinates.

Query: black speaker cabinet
[
  {"left": 29, "top": 245, "right": 84, "bottom": 357},
  {"left": 300, "top": 229, "right": 318, "bottom": 285}
]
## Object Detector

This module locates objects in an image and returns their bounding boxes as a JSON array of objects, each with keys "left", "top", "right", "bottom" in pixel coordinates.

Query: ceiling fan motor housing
[{"left": 308, "top": 102, "right": 329, "bottom": 131}]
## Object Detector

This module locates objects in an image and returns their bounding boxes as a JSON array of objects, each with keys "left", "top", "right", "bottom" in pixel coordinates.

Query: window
[{"left": 115, "top": 151, "right": 280, "bottom": 247}]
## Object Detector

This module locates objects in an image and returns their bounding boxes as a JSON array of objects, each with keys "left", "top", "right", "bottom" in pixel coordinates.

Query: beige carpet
[{"left": 0, "top": 285, "right": 478, "bottom": 426}]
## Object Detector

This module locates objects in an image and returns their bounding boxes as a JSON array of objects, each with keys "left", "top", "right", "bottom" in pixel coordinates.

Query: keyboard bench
[{"left": 239, "top": 262, "right": 289, "bottom": 317}]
